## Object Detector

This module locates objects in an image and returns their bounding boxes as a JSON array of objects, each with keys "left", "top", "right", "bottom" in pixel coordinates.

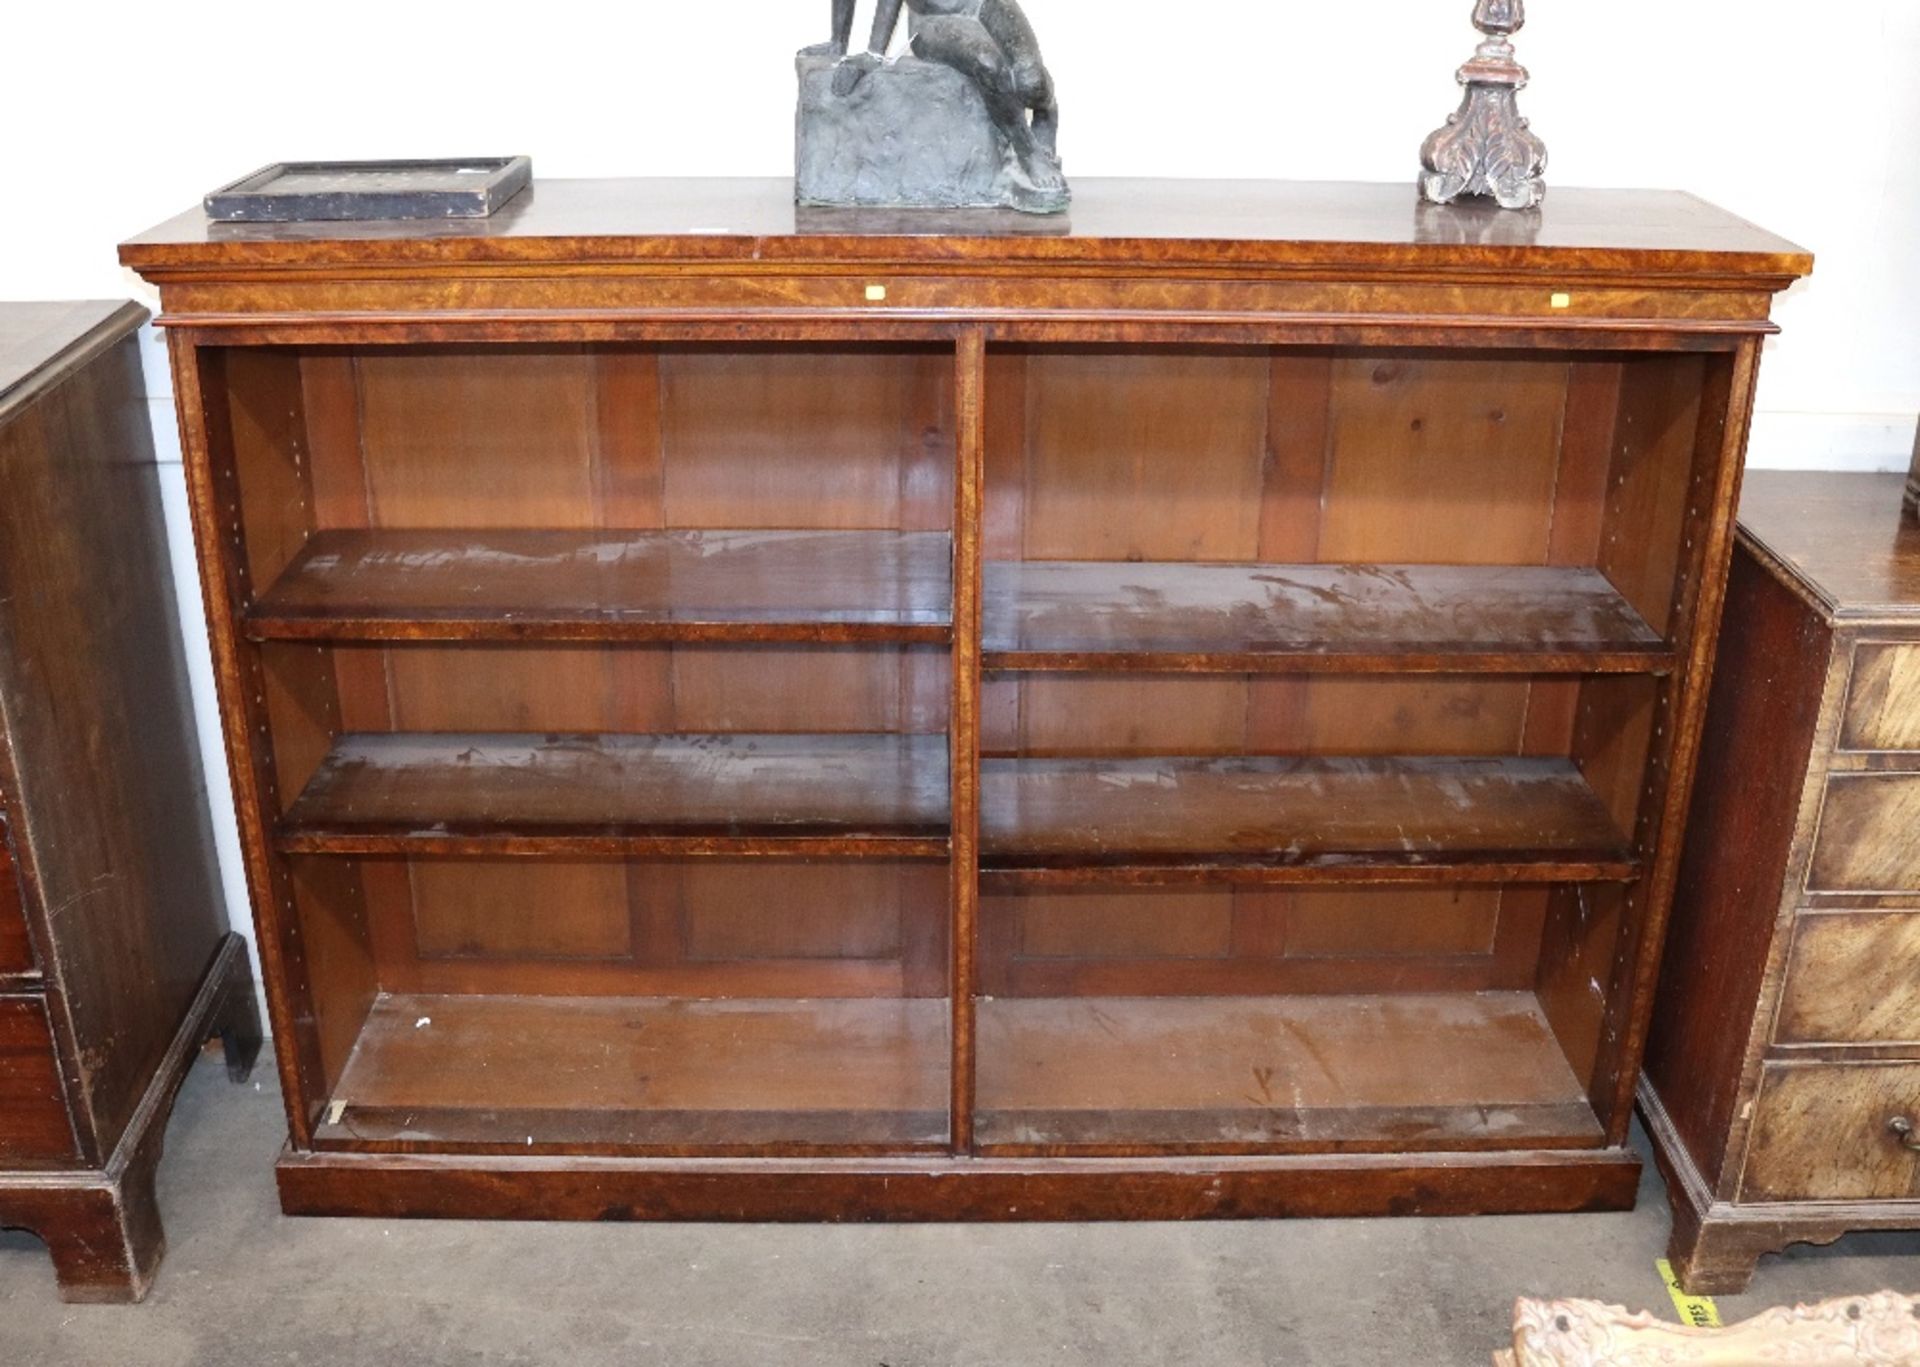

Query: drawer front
[
  {"left": 1743, "top": 1063, "right": 1920, "bottom": 1202},
  {"left": 0, "top": 821, "right": 30, "bottom": 974},
  {"left": 0, "top": 995, "right": 77, "bottom": 1163},
  {"left": 1777, "top": 913, "right": 1920, "bottom": 1045},
  {"left": 1843, "top": 644, "right": 1920, "bottom": 752},
  {"left": 1807, "top": 775, "right": 1920, "bottom": 892}
]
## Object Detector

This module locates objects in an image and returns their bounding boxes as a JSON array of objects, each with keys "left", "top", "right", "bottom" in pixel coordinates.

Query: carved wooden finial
[{"left": 1420, "top": 0, "right": 1548, "bottom": 210}]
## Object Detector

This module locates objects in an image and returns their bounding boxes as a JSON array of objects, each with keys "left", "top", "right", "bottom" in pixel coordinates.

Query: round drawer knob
[{"left": 1888, "top": 1116, "right": 1920, "bottom": 1152}]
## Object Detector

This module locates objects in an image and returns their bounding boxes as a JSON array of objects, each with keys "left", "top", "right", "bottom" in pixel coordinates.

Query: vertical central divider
[{"left": 950, "top": 328, "right": 987, "bottom": 1153}]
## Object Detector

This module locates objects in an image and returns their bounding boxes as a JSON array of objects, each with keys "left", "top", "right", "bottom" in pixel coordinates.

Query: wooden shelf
[
  {"left": 247, "top": 528, "right": 954, "bottom": 643},
  {"left": 979, "top": 755, "right": 1634, "bottom": 886},
  {"left": 316, "top": 993, "right": 949, "bottom": 1153},
  {"left": 982, "top": 561, "right": 1669, "bottom": 673},
  {"left": 976, "top": 992, "right": 1601, "bottom": 1152},
  {"left": 277, "top": 732, "right": 951, "bottom": 857}
]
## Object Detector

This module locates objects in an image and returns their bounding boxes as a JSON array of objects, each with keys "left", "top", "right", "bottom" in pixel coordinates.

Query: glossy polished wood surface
[
  {"left": 0, "top": 302, "right": 134, "bottom": 407},
  {"left": 120, "top": 179, "right": 1811, "bottom": 280},
  {"left": 1738, "top": 473, "right": 1920, "bottom": 618}
]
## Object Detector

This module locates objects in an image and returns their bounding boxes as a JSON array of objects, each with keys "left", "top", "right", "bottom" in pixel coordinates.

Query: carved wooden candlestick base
[{"left": 1421, "top": 0, "right": 1548, "bottom": 210}]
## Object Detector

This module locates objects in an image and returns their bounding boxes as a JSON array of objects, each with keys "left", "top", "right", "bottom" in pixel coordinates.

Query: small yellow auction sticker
[{"left": 1656, "top": 1258, "right": 1722, "bottom": 1328}]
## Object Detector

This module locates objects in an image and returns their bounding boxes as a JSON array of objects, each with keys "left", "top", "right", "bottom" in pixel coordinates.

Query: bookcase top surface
[
  {"left": 1739, "top": 472, "right": 1920, "bottom": 620},
  {"left": 120, "top": 178, "right": 1811, "bottom": 283}
]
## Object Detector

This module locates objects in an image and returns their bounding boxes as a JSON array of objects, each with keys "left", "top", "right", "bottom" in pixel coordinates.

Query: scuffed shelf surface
[
  {"left": 983, "top": 561, "right": 1668, "bottom": 672},
  {"left": 317, "top": 993, "right": 950, "bottom": 1151},
  {"left": 980, "top": 754, "right": 1634, "bottom": 885},
  {"left": 977, "top": 992, "right": 1601, "bottom": 1150},
  {"left": 248, "top": 528, "right": 953, "bottom": 642},
  {"left": 278, "top": 732, "right": 951, "bottom": 856}
]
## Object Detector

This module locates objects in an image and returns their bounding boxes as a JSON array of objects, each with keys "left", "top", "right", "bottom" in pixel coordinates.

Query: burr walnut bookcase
[{"left": 120, "top": 179, "right": 1809, "bottom": 1222}]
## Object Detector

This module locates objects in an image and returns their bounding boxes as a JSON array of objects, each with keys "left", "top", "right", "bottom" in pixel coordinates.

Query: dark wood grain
[
  {"left": 1642, "top": 548, "right": 1829, "bottom": 1182},
  {"left": 0, "top": 996, "right": 75, "bottom": 1162},
  {"left": 1642, "top": 471, "right": 1920, "bottom": 1294},
  {"left": 277, "top": 1145, "right": 1644, "bottom": 1221},
  {"left": 0, "top": 822, "right": 31, "bottom": 976},
  {"left": 0, "top": 937, "right": 259, "bottom": 1303},
  {"left": 0, "top": 309, "right": 233, "bottom": 1153},
  {"left": 1739, "top": 473, "right": 1920, "bottom": 621},
  {"left": 0, "top": 302, "right": 138, "bottom": 414},
  {"left": 249, "top": 528, "right": 954, "bottom": 643},
  {"left": 0, "top": 305, "right": 260, "bottom": 1300},
  {"left": 983, "top": 560, "right": 1668, "bottom": 672},
  {"left": 980, "top": 755, "right": 1634, "bottom": 884},
  {"left": 279, "top": 732, "right": 951, "bottom": 855}
]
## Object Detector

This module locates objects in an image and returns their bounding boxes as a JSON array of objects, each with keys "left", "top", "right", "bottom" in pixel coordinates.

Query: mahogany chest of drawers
[
  {"left": 0, "top": 301, "right": 259, "bottom": 1301},
  {"left": 1643, "top": 470, "right": 1920, "bottom": 1293},
  {"left": 1907, "top": 429, "right": 1918, "bottom": 516}
]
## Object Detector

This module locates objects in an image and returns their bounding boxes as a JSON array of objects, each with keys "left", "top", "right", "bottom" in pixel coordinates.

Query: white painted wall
[{"left": 4, "top": 1, "right": 1915, "bottom": 979}]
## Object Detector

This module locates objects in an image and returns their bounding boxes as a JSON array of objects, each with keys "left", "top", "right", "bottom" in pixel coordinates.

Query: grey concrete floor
[{"left": 3, "top": 1055, "right": 1917, "bottom": 1366}]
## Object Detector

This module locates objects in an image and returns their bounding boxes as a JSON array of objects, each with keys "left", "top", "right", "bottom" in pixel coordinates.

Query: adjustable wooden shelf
[{"left": 121, "top": 179, "right": 1809, "bottom": 1220}]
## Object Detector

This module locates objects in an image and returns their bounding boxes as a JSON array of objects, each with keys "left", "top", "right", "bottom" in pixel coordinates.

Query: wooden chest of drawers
[
  {"left": 1643, "top": 470, "right": 1920, "bottom": 1293},
  {"left": 0, "top": 301, "right": 259, "bottom": 1302},
  {"left": 1908, "top": 428, "right": 1918, "bottom": 517}
]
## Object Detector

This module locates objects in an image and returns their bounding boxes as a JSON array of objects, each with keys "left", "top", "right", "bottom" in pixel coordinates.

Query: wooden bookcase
[{"left": 122, "top": 179, "right": 1809, "bottom": 1220}]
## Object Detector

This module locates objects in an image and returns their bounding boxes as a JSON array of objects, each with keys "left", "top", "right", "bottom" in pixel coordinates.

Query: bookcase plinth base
[{"left": 277, "top": 1146, "right": 1641, "bottom": 1222}]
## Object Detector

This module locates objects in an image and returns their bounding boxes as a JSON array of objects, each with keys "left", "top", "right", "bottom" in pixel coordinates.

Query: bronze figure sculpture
[
  {"left": 796, "top": 0, "right": 1069, "bottom": 214},
  {"left": 1420, "top": 0, "right": 1548, "bottom": 210}
]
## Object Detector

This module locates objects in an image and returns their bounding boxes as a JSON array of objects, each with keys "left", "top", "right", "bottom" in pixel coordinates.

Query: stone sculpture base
[{"left": 796, "top": 54, "right": 1061, "bottom": 214}]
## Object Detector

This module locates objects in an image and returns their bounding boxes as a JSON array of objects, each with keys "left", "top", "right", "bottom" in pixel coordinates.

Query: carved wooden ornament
[
  {"left": 1494, "top": 1292, "right": 1920, "bottom": 1365},
  {"left": 1421, "top": 0, "right": 1549, "bottom": 210}
]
